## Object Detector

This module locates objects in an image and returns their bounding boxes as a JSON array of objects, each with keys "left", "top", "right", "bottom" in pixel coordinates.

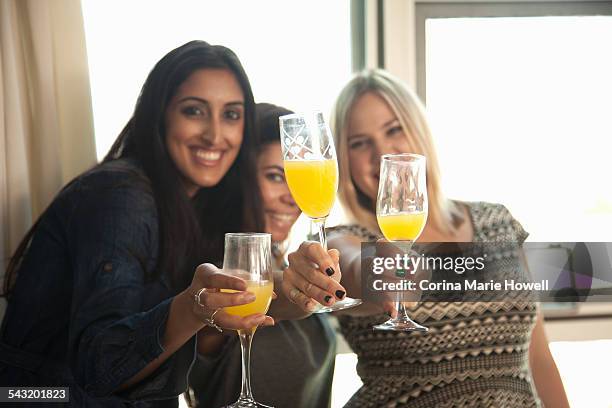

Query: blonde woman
[{"left": 283, "top": 69, "right": 569, "bottom": 407}]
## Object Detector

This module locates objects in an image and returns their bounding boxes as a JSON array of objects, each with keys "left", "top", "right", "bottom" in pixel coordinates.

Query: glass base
[
  {"left": 373, "top": 316, "right": 428, "bottom": 332},
  {"left": 312, "top": 297, "right": 363, "bottom": 313},
  {"left": 225, "top": 398, "right": 274, "bottom": 408}
]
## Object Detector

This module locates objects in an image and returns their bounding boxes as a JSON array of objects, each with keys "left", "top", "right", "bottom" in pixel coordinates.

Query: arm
[
  {"left": 68, "top": 183, "right": 270, "bottom": 399},
  {"left": 327, "top": 232, "right": 362, "bottom": 297},
  {"left": 119, "top": 266, "right": 272, "bottom": 392},
  {"left": 529, "top": 312, "right": 570, "bottom": 408},
  {"left": 327, "top": 232, "right": 400, "bottom": 317},
  {"left": 327, "top": 232, "right": 386, "bottom": 316}
]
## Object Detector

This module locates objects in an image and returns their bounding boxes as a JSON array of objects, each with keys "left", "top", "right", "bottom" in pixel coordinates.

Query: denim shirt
[{"left": 0, "top": 159, "right": 196, "bottom": 407}]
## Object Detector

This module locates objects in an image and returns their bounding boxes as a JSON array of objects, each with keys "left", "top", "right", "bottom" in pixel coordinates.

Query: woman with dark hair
[
  {"left": 187, "top": 103, "right": 337, "bottom": 408},
  {"left": 0, "top": 41, "right": 274, "bottom": 406}
]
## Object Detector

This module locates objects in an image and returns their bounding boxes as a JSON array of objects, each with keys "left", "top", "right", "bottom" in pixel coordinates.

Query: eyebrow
[
  {"left": 382, "top": 118, "right": 399, "bottom": 128},
  {"left": 347, "top": 117, "right": 400, "bottom": 141},
  {"left": 177, "top": 96, "right": 244, "bottom": 106},
  {"left": 262, "top": 165, "right": 284, "bottom": 172}
]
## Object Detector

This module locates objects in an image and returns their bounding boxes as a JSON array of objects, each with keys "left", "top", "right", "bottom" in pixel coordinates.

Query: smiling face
[
  {"left": 165, "top": 68, "right": 245, "bottom": 197},
  {"left": 257, "top": 142, "right": 301, "bottom": 242},
  {"left": 346, "top": 91, "right": 412, "bottom": 202}
]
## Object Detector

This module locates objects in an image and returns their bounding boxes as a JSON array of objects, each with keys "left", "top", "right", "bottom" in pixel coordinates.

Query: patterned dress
[{"left": 332, "top": 202, "right": 542, "bottom": 408}]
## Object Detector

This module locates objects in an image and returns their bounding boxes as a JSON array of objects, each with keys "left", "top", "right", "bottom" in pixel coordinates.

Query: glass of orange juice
[
  {"left": 279, "top": 112, "right": 362, "bottom": 313},
  {"left": 375, "top": 153, "right": 429, "bottom": 331},
  {"left": 222, "top": 233, "right": 274, "bottom": 408}
]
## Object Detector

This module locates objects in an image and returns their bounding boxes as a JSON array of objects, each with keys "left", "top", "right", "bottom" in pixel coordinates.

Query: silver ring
[
  {"left": 194, "top": 288, "right": 222, "bottom": 332},
  {"left": 206, "top": 308, "right": 222, "bottom": 332},
  {"left": 195, "top": 287, "right": 212, "bottom": 307}
]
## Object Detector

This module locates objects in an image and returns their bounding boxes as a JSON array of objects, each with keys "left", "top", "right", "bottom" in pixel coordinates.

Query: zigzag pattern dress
[{"left": 332, "top": 202, "right": 542, "bottom": 408}]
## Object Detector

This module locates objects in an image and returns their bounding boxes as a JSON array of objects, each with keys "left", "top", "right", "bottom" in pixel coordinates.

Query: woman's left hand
[
  {"left": 282, "top": 241, "right": 346, "bottom": 312},
  {"left": 188, "top": 263, "right": 275, "bottom": 331}
]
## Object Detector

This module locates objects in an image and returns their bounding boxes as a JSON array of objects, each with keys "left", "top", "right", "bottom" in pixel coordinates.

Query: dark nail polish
[
  {"left": 335, "top": 290, "right": 345, "bottom": 299},
  {"left": 325, "top": 267, "right": 335, "bottom": 276},
  {"left": 324, "top": 295, "right": 332, "bottom": 303}
]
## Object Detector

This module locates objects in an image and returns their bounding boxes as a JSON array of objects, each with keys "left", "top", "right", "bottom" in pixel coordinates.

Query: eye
[
  {"left": 181, "top": 106, "right": 204, "bottom": 117},
  {"left": 386, "top": 126, "right": 403, "bottom": 137},
  {"left": 265, "top": 172, "right": 285, "bottom": 183},
  {"left": 224, "top": 109, "right": 242, "bottom": 121},
  {"left": 348, "top": 138, "right": 371, "bottom": 150}
]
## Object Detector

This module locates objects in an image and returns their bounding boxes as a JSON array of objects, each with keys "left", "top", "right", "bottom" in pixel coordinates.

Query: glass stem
[
  {"left": 312, "top": 217, "right": 327, "bottom": 250},
  {"left": 238, "top": 329, "right": 255, "bottom": 401},
  {"left": 395, "top": 240, "right": 414, "bottom": 318},
  {"left": 396, "top": 301, "right": 410, "bottom": 319}
]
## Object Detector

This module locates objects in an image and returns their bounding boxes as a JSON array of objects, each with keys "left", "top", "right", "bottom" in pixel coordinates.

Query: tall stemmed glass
[
  {"left": 374, "top": 153, "right": 428, "bottom": 331},
  {"left": 279, "top": 111, "right": 362, "bottom": 312},
  {"left": 223, "top": 233, "right": 275, "bottom": 408}
]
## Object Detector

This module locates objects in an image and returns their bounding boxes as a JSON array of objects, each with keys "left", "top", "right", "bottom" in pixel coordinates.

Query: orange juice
[
  {"left": 377, "top": 212, "right": 427, "bottom": 241},
  {"left": 222, "top": 280, "right": 274, "bottom": 317},
  {"left": 283, "top": 160, "right": 338, "bottom": 218}
]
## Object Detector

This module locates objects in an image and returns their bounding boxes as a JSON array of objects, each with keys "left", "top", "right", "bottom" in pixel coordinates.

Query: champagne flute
[
  {"left": 279, "top": 111, "right": 362, "bottom": 312},
  {"left": 222, "top": 233, "right": 274, "bottom": 408},
  {"left": 374, "top": 153, "right": 428, "bottom": 331}
]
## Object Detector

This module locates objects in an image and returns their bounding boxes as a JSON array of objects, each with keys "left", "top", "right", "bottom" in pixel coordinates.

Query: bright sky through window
[{"left": 425, "top": 16, "right": 612, "bottom": 241}]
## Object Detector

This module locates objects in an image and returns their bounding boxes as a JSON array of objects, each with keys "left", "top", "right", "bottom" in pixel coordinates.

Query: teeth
[
  {"left": 195, "top": 150, "right": 221, "bottom": 161},
  {"left": 269, "top": 213, "right": 295, "bottom": 222}
]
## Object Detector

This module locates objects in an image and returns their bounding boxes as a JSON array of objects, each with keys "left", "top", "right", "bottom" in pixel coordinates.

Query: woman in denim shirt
[{"left": 0, "top": 41, "right": 275, "bottom": 407}]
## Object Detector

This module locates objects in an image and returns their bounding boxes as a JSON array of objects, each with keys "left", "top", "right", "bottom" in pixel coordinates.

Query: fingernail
[
  {"left": 324, "top": 295, "right": 332, "bottom": 304},
  {"left": 335, "top": 290, "right": 345, "bottom": 299},
  {"left": 325, "top": 267, "right": 335, "bottom": 276}
]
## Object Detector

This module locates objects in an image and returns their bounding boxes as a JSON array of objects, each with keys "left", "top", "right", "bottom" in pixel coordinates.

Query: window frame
[{"left": 415, "top": 1, "right": 612, "bottom": 101}]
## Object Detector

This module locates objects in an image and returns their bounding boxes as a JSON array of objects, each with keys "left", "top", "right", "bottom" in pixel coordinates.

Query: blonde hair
[{"left": 330, "top": 69, "right": 462, "bottom": 235}]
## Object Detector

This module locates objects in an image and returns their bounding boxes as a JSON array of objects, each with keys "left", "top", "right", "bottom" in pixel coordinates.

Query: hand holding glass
[{"left": 279, "top": 112, "right": 362, "bottom": 312}]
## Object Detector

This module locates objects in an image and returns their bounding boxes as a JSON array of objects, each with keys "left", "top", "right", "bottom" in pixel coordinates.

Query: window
[{"left": 416, "top": 3, "right": 612, "bottom": 242}]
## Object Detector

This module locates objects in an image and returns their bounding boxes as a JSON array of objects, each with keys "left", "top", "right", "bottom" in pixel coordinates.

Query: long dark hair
[{"left": 3, "top": 41, "right": 264, "bottom": 294}]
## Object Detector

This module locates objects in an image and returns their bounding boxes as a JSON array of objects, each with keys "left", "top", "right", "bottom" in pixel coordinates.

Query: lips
[
  {"left": 191, "top": 147, "right": 223, "bottom": 167},
  {"left": 267, "top": 211, "right": 299, "bottom": 226}
]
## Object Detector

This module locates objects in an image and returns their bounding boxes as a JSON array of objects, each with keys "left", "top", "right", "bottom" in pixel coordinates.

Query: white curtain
[{"left": 0, "top": 0, "right": 96, "bottom": 312}]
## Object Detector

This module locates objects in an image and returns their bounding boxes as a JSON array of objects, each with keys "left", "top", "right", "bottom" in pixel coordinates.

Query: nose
[
  {"left": 280, "top": 191, "right": 298, "bottom": 208},
  {"left": 377, "top": 138, "right": 399, "bottom": 157},
  {"left": 202, "top": 116, "right": 222, "bottom": 145},
  {"left": 372, "top": 138, "right": 398, "bottom": 167}
]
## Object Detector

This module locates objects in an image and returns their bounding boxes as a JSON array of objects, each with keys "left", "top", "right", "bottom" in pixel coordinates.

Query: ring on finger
[
  {"left": 194, "top": 288, "right": 222, "bottom": 332},
  {"left": 195, "top": 287, "right": 217, "bottom": 308},
  {"left": 204, "top": 308, "right": 222, "bottom": 333}
]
